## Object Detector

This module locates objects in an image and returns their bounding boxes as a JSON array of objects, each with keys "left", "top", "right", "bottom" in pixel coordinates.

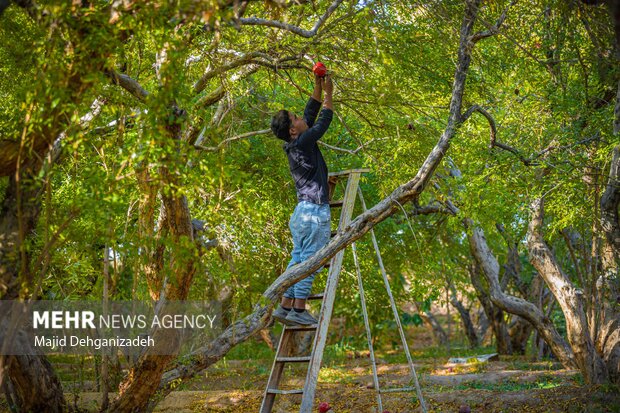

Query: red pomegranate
[
  {"left": 318, "top": 401, "right": 331, "bottom": 413},
  {"left": 313, "top": 62, "right": 327, "bottom": 77}
]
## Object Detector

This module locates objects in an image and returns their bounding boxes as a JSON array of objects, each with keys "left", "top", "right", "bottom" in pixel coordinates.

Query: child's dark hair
[{"left": 271, "top": 110, "right": 291, "bottom": 142}]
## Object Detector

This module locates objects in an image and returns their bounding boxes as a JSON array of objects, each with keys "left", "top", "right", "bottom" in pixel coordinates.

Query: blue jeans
[{"left": 283, "top": 201, "right": 331, "bottom": 299}]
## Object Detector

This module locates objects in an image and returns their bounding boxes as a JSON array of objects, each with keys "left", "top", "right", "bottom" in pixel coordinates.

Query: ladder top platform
[{"left": 328, "top": 168, "right": 370, "bottom": 178}]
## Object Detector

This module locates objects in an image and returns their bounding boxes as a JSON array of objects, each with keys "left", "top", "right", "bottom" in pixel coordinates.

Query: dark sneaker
[
  {"left": 285, "top": 310, "right": 318, "bottom": 326},
  {"left": 272, "top": 306, "right": 291, "bottom": 325}
]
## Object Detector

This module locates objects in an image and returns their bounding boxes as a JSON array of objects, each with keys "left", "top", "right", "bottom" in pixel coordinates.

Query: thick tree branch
[
  {"left": 408, "top": 202, "right": 455, "bottom": 216},
  {"left": 468, "top": 223, "right": 576, "bottom": 366},
  {"left": 239, "top": 0, "right": 344, "bottom": 38},
  {"left": 526, "top": 198, "right": 608, "bottom": 383},
  {"left": 106, "top": 70, "right": 149, "bottom": 102}
]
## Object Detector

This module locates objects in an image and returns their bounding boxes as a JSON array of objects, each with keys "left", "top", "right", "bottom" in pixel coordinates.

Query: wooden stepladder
[{"left": 260, "top": 169, "right": 427, "bottom": 413}]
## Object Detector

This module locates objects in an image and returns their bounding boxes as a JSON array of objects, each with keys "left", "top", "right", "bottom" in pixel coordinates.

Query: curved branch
[
  {"left": 526, "top": 198, "right": 607, "bottom": 383},
  {"left": 409, "top": 202, "right": 456, "bottom": 216},
  {"left": 468, "top": 223, "right": 576, "bottom": 367},
  {"left": 318, "top": 137, "right": 387, "bottom": 155},
  {"left": 194, "top": 128, "right": 271, "bottom": 152},
  {"left": 461, "top": 104, "right": 497, "bottom": 145},
  {"left": 106, "top": 70, "right": 149, "bottom": 102},
  {"left": 239, "top": 0, "right": 344, "bottom": 38},
  {"left": 490, "top": 135, "right": 599, "bottom": 167},
  {"left": 469, "top": 0, "right": 515, "bottom": 43},
  {"left": 193, "top": 53, "right": 304, "bottom": 96},
  {"left": 193, "top": 51, "right": 269, "bottom": 94}
]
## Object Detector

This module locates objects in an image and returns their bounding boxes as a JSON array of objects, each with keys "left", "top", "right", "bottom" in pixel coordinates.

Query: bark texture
[
  {"left": 3, "top": 332, "right": 66, "bottom": 413},
  {"left": 110, "top": 108, "right": 200, "bottom": 412},
  {"left": 448, "top": 282, "right": 479, "bottom": 348},
  {"left": 468, "top": 225, "right": 576, "bottom": 368},
  {"left": 467, "top": 262, "right": 511, "bottom": 354},
  {"left": 526, "top": 198, "right": 607, "bottom": 383},
  {"left": 415, "top": 301, "right": 448, "bottom": 346},
  {"left": 597, "top": 145, "right": 620, "bottom": 383}
]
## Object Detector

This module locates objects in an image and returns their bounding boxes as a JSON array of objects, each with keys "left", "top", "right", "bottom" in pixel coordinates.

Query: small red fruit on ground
[{"left": 318, "top": 401, "right": 331, "bottom": 413}]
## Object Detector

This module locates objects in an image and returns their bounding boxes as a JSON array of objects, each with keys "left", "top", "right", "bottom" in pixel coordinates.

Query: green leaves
[{"left": 2, "top": 0, "right": 616, "bottom": 336}]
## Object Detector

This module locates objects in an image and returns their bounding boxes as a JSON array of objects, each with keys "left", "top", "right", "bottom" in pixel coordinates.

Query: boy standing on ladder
[{"left": 270, "top": 73, "right": 334, "bottom": 326}]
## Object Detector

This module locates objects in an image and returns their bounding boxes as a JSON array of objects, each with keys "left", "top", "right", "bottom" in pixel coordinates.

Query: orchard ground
[{"left": 2, "top": 321, "right": 618, "bottom": 413}]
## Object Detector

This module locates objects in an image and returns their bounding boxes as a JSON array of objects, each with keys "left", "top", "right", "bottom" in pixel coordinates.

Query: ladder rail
[
  {"left": 351, "top": 241, "right": 383, "bottom": 411},
  {"left": 260, "top": 325, "right": 295, "bottom": 412},
  {"left": 299, "top": 171, "right": 361, "bottom": 412},
  {"left": 357, "top": 188, "right": 428, "bottom": 413}
]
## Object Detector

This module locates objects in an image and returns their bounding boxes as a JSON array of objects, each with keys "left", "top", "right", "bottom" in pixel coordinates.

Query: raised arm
[
  {"left": 322, "top": 75, "right": 333, "bottom": 111},
  {"left": 312, "top": 74, "right": 323, "bottom": 102},
  {"left": 298, "top": 75, "right": 334, "bottom": 148},
  {"left": 304, "top": 74, "right": 324, "bottom": 127}
]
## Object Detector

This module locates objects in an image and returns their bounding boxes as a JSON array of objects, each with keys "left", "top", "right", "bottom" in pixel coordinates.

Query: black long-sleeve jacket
[{"left": 284, "top": 97, "right": 333, "bottom": 205}]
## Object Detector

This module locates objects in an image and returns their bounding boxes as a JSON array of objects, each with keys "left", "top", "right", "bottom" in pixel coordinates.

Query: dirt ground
[
  {"left": 2, "top": 324, "right": 619, "bottom": 413},
  {"left": 68, "top": 356, "right": 619, "bottom": 413}
]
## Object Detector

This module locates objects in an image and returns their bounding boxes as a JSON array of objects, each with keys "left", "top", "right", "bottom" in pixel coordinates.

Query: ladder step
[
  {"left": 379, "top": 386, "right": 417, "bottom": 394},
  {"left": 285, "top": 324, "right": 318, "bottom": 331},
  {"left": 307, "top": 293, "right": 324, "bottom": 300},
  {"left": 266, "top": 388, "right": 304, "bottom": 395},
  {"left": 328, "top": 168, "right": 370, "bottom": 178},
  {"left": 276, "top": 356, "right": 311, "bottom": 363},
  {"left": 329, "top": 200, "right": 344, "bottom": 208}
]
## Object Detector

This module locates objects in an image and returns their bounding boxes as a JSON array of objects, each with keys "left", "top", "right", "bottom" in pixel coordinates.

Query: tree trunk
[
  {"left": 468, "top": 224, "right": 577, "bottom": 367},
  {"left": 526, "top": 198, "right": 608, "bottom": 383},
  {"left": 600, "top": 146, "right": 620, "bottom": 262},
  {"left": 414, "top": 301, "right": 448, "bottom": 346},
  {"left": 597, "top": 144, "right": 620, "bottom": 383},
  {"left": 0, "top": 169, "right": 67, "bottom": 412},
  {"left": 508, "top": 317, "right": 533, "bottom": 354},
  {"left": 448, "top": 281, "right": 478, "bottom": 348},
  {"left": 467, "top": 262, "right": 512, "bottom": 354},
  {"left": 4, "top": 333, "right": 66, "bottom": 413},
  {"left": 109, "top": 107, "right": 200, "bottom": 412},
  {"left": 495, "top": 223, "right": 534, "bottom": 353}
]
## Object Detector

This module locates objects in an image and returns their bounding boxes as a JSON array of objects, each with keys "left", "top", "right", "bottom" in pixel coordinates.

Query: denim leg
[
  {"left": 283, "top": 205, "right": 303, "bottom": 299},
  {"left": 292, "top": 202, "right": 331, "bottom": 299}
]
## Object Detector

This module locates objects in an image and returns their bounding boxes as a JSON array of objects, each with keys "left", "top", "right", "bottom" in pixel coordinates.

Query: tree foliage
[{"left": 0, "top": 0, "right": 618, "bottom": 410}]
